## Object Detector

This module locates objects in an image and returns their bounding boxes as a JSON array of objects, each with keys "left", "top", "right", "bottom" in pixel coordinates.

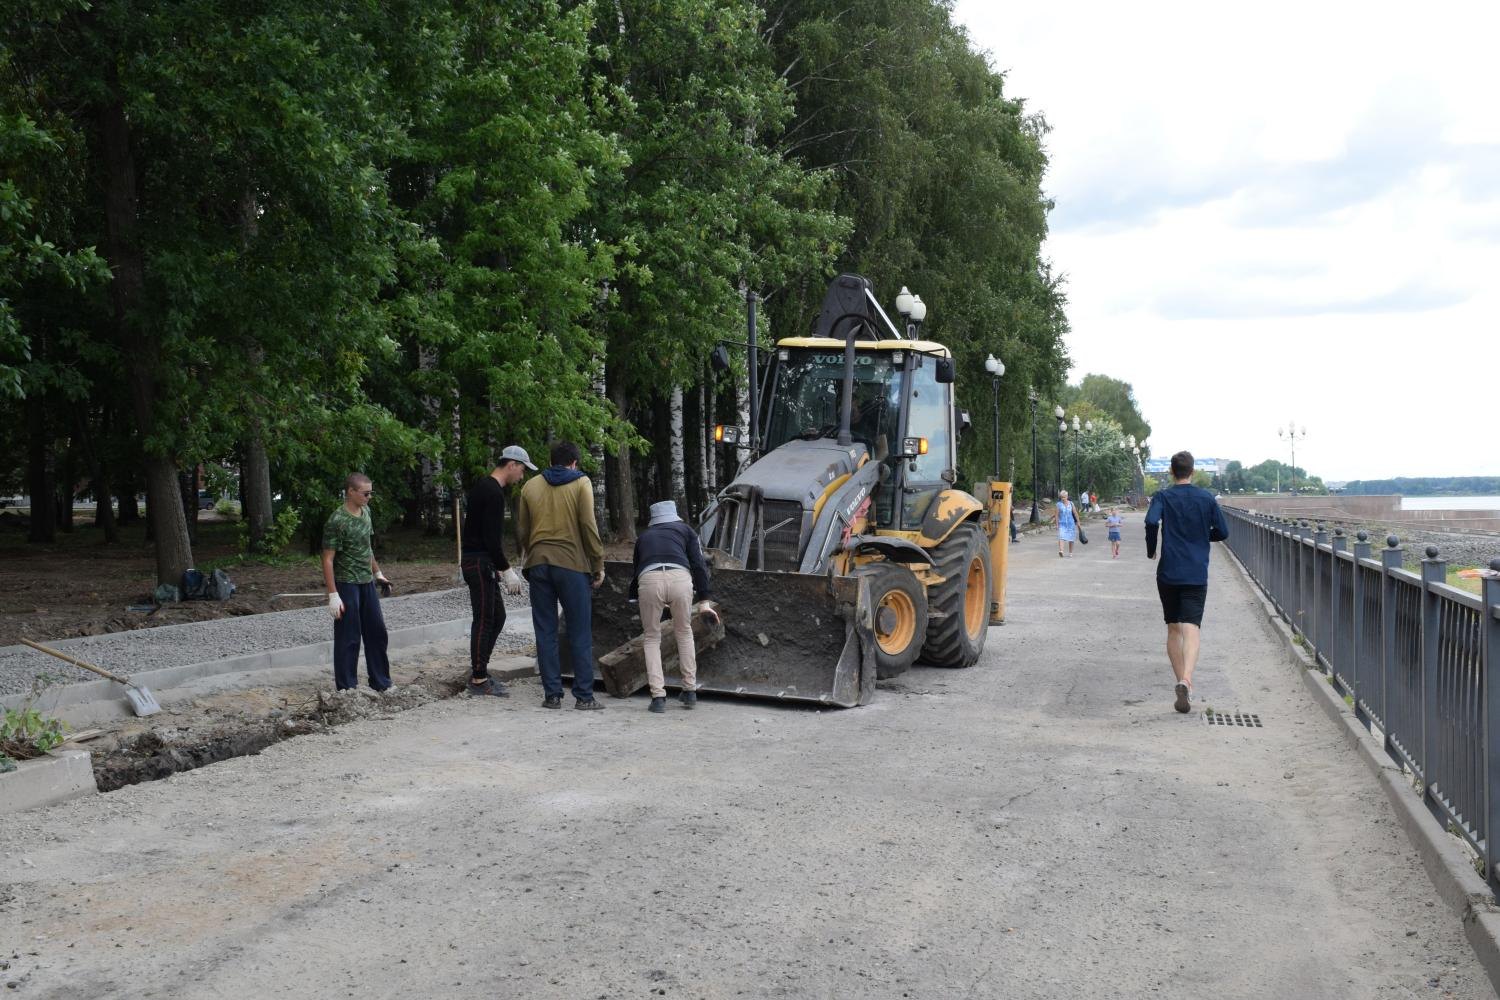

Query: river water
[{"left": 1400, "top": 496, "right": 1500, "bottom": 511}]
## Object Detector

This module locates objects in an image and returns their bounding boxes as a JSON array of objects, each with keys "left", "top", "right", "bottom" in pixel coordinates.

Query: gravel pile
[{"left": 0, "top": 587, "right": 534, "bottom": 698}]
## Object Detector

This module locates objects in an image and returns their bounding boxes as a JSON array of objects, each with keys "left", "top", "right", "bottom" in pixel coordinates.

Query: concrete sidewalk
[{"left": 0, "top": 513, "right": 1494, "bottom": 998}]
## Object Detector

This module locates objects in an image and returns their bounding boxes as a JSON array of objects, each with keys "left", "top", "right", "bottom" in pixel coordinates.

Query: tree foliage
[
  {"left": 2, "top": 0, "right": 1086, "bottom": 580},
  {"left": 1221, "top": 459, "right": 1327, "bottom": 495}
]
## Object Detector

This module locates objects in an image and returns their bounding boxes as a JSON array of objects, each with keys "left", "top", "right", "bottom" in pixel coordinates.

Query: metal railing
[{"left": 1222, "top": 506, "right": 1500, "bottom": 895}]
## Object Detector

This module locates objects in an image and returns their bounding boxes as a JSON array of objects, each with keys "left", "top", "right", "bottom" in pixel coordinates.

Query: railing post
[
  {"left": 1278, "top": 521, "right": 1290, "bottom": 614},
  {"left": 1313, "top": 522, "right": 1330, "bottom": 666},
  {"left": 1351, "top": 530, "right": 1373, "bottom": 726},
  {"left": 1419, "top": 545, "right": 1445, "bottom": 808},
  {"left": 1290, "top": 520, "right": 1303, "bottom": 635},
  {"left": 1380, "top": 535, "right": 1402, "bottom": 754},
  {"left": 1299, "top": 520, "right": 1313, "bottom": 641},
  {"left": 1331, "top": 528, "right": 1347, "bottom": 687},
  {"left": 1482, "top": 558, "right": 1500, "bottom": 896}
]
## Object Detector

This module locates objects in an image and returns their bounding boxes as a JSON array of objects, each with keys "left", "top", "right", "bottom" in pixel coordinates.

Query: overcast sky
[{"left": 951, "top": 1, "right": 1498, "bottom": 481}]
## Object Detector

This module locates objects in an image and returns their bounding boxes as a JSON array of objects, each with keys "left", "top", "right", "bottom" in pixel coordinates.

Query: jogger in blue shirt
[{"left": 1145, "top": 452, "right": 1230, "bottom": 713}]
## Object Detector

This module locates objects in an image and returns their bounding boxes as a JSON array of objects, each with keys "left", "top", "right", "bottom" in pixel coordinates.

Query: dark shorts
[{"left": 1158, "top": 581, "right": 1208, "bottom": 626}]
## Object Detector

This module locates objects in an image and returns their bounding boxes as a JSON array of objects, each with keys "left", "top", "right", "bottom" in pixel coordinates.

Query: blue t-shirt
[{"left": 1145, "top": 484, "right": 1229, "bottom": 586}]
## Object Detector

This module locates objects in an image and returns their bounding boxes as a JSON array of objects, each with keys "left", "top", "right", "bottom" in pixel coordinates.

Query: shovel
[{"left": 20, "top": 638, "right": 163, "bottom": 717}]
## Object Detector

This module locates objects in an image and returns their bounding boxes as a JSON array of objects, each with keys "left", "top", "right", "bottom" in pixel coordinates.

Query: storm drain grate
[{"left": 1205, "top": 711, "right": 1262, "bottom": 728}]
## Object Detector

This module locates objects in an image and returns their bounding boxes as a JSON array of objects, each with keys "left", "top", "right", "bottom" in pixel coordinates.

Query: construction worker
[
  {"left": 321, "top": 473, "right": 392, "bottom": 692},
  {"left": 460, "top": 445, "right": 536, "bottom": 697},
  {"left": 515, "top": 441, "right": 606, "bottom": 710},
  {"left": 629, "top": 500, "right": 715, "bottom": 713}
]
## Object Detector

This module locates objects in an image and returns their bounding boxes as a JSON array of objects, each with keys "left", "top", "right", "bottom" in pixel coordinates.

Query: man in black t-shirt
[{"left": 460, "top": 445, "right": 536, "bottom": 696}]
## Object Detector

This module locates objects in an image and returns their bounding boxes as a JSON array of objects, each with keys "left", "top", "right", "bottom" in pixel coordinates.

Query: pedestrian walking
[
  {"left": 1106, "top": 507, "right": 1124, "bottom": 559},
  {"left": 630, "top": 500, "right": 716, "bottom": 714},
  {"left": 321, "top": 473, "right": 392, "bottom": 692},
  {"left": 460, "top": 445, "right": 537, "bottom": 698},
  {"left": 1145, "top": 451, "right": 1230, "bottom": 713},
  {"left": 1054, "top": 489, "right": 1078, "bottom": 557},
  {"left": 515, "top": 441, "right": 606, "bottom": 710}
]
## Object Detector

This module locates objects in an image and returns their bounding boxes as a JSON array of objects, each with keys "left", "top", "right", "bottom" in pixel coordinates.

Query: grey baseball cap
[{"left": 501, "top": 445, "right": 537, "bottom": 470}]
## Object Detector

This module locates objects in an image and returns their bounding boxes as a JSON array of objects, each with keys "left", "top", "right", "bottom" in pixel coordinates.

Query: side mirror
[
  {"left": 710, "top": 344, "right": 732, "bottom": 373},
  {"left": 935, "top": 357, "right": 955, "bottom": 384}
]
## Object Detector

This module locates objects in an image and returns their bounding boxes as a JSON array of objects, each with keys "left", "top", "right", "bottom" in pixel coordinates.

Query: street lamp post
[
  {"left": 1027, "top": 389, "right": 1040, "bottom": 522},
  {"left": 1069, "top": 414, "right": 1081, "bottom": 499},
  {"left": 1053, "top": 405, "right": 1065, "bottom": 499},
  {"left": 1278, "top": 423, "right": 1307, "bottom": 495},
  {"left": 984, "top": 354, "right": 1005, "bottom": 480}
]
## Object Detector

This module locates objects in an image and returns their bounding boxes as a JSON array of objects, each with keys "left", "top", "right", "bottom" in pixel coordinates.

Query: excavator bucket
[{"left": 570, "top": 561, "right": 877, "bottom": 707}]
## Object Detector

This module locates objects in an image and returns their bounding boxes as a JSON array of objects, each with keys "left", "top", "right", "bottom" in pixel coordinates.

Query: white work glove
[
  {"left": 328, "top": 592, "right": 344, "bottom": 620},
  {"left": 501, "top": 567, "right": 523, "bottom": 595}
]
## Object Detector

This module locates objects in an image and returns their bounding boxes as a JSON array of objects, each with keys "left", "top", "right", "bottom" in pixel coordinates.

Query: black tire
[
  {"left": 852, "top": 561, "right": 928, "bottom": 679},
  {"left": 920, "top": 522, "right": 992, "bottom": 668}
]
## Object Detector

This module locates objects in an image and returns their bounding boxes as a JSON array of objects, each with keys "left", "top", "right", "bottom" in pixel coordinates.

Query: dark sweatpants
[
  {"left": 461, "top": 553, "right": 507, "bottom": 680},
  {"left": 333, "top": 580, "right": 391, "bottom": 691}
]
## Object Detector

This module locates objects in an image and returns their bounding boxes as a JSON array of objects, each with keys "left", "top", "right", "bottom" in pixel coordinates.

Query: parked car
[{"left": 197, "top": 490, "right": 215, "bottom": 510}]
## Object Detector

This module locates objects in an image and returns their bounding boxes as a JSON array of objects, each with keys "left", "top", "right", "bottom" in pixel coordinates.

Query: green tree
[
  {"left": 590, "top": 0, "right": 847, "bottom": 537},
  {"left": 1070, "top": 374, "right": 1151, "bottom": 446},
  {"left": 764, "top": 0, "right": 1069, "bottom": 499}
]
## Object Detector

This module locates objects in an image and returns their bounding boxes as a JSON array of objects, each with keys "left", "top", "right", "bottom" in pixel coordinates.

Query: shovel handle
[{"left": 19, "top": 638, "right": 131, "bottom": 685}]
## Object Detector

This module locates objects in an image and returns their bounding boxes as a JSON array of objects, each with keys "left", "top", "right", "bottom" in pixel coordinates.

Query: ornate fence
[{"left": 1222, "top": 506, "right": 1500, "bottom": 894}]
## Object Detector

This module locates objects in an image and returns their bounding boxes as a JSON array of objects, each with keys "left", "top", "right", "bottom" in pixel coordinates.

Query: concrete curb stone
[
  {"left": 1222, "top": 544, "right": 1500, "bottom": 993},
  {"left": 0, "top": 749, "right": 96, "bottom": 813},
  {"left": 1, "top": 617, "right": 537, "bottom": 714}
]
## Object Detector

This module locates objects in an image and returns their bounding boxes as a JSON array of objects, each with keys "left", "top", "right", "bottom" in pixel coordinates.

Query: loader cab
[{"left": 761, "top": 340, "right": 955, "bottom": 531}]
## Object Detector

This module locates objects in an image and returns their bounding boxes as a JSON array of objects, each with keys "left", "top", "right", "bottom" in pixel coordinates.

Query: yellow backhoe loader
[{"left": 583, "top": 274, "right": 1012, "bottom": 706}]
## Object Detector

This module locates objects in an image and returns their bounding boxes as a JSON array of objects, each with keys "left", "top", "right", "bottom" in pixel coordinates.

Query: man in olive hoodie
[{"left": 515, "top": 441, "right": 606, "bottom": 710}]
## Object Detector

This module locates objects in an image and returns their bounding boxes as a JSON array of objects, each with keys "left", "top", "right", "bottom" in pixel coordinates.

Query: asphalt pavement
[{"left": 1, "top": 512, "right": 1494, "bottom": 998}]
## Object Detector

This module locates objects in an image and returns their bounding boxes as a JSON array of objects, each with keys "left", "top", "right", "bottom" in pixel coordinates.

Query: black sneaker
[
  {"left": 542, "top": 695, "right": 562, "bottom": 710},
  {"left": 1173, "top": 683, "right": 1191, "bottom": 714},
  {"left": 574, "top": 698, "right": 606, "bottom": 711},
  {"left": 468, "top": 677, "right": 509, "bottom": 698},
  {"left": 679, "top": 690, "right": 697, "bottom": 709},
  {"left": 649, "top": 697, "right": 666, "bottom": 714}
]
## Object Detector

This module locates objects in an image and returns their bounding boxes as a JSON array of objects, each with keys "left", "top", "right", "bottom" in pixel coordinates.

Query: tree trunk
[
  {"left": 669, "top": 385, "right": 687, "bottom": 514},
  {"left": 179, "top": 468, "right": 199, "bottom": 545},
  {"left": 99, "top": 92, "right": 192, "bottom": 585},
  {"left": 696, "top": 377, "right": 711, "bottom": 514},
  {"left": 238, "top": 195, "right": 275, "bottom": 554},
  {"left": 735, "top": 364, "right": 751, "bottom": 472},
  {"left": 417, "top": 343, "right": 442, "bottom": 535},
  {"left": 25, "top": 390, "right": 55, "bottom": 544},
  {"left": 55, "top": 443, "right": 75, "bottom": 533},
  {"left": 117, "top": 485, "right": 140, "bottom": 525},
  {"left": 243, "top": 431, "right": 273, "bottom": 552},
  {"left": 606, "top": 373, "right": 637, "bottom": 542},
  {"left": 79, "top": 409, "right": 118, "bottom": 543},
  {"left": 591, "top": 365, "right": 610, "bottom": 538}
]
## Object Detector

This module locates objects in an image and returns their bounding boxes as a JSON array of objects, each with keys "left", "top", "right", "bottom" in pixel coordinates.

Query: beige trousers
[{"left": 638, "top": 567, "right": 697, "bottom": 698}]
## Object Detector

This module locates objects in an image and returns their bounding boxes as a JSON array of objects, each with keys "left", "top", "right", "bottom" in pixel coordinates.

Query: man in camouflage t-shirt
[{"left": 321, "top": 473, "right": 392, "bottom": 691}]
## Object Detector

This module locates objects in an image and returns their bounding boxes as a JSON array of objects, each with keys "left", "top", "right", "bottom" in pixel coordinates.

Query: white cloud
[{"left": 953, "top": 0, "right": 1500, "bottom": 479}]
